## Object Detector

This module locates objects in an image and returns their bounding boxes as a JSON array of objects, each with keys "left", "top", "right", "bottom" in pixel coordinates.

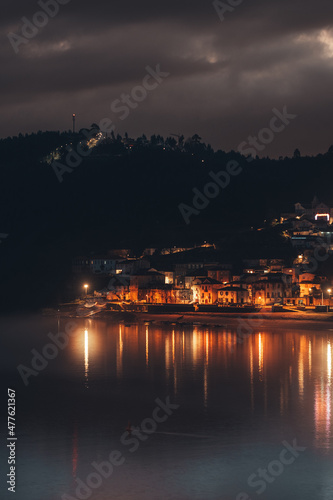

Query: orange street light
[{"left": 84, "top": 284, "right": 89, "bottom": 297}]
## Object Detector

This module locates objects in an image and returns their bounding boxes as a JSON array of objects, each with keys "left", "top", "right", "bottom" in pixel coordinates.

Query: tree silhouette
[{"left": 192, "top": 134, "right": 201, "bottom": 144}]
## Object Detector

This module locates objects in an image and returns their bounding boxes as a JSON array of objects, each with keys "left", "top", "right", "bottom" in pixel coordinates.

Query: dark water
[{"left": 1, "top": 315, "right": 333, "bottom": 499}]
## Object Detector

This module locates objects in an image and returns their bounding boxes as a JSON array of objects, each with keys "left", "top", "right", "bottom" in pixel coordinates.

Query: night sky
[{"left": 2, "top": 0, "right": 333, "bottom": 157}]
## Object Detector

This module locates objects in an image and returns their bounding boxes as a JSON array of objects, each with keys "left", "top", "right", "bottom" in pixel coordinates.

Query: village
[{"left": 71, "top": 198, "right": 333, "bottom": 312}]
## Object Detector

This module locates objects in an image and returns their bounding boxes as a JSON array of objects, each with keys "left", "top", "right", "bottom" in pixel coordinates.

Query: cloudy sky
[{"left": 2, "top": 0, "right": 333, "bottom": 157}]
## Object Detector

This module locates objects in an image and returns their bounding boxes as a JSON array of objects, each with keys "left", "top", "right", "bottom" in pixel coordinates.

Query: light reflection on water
[
  {"left": 70, "top": 320, "right": 333, "bottom": 454},
  {"left": 84, "top": 329, "right": 89, "bottom": 388},
  {"left": 3, "top": 316, "right": 333, "bottom": 499}
]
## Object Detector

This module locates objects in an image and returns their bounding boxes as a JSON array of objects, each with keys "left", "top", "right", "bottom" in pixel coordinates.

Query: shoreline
[
  {"left": 47, "top": 305, "right": 333, "bottom": 330},
  {"left": 127, "top": 311, "right": 333, "bottom": 330}
]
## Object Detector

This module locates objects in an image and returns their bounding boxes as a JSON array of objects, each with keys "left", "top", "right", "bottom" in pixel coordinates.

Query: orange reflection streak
[
  {"left": 172, "top": 330, "right": 175, "bottom": 365},
  {"left": 298, "top": 356, "right": 304, "bottom": 398},
  {"left": 258, "top": 333, "right": 263, "bottom": 381},
  {"left": 145, "top": 326, "right": 149, "bottom": 367},
  {"left": 84, "top": 329, "right": 89, "bottom": 387},
  {"left": 308, "top": 339, "right": 312, "bottom": 378},
  {"left": 250, "top": 340, "right": 254, "bottom": 411},
  {"left": 172, "top": 329, "right": 177, "bottom": 395},
  {"left": 165, "top": 336, "right": 170, "bottom": 371},
  {"left": 174, "top": 361, "right": 178, "bottom": 396},
  {"left": 298, "top": 336, "right": 309, "bottom": 399},
  {"left": 327, "top": 342, "right": 332, "bottom": 441},
  {"left": 204, "top": 332, "right": 209, "bottom": 407},
  {"left": 328, "top": 341, "right": 332, "bottom": 387},
  {"left": 117, "top": 325, "right": 123, "bottom": 378},
  {"left": 205, "top": 332, "right": 209, "bottom": 365},
  {"left": 192, "top": 327, "right": 200, "bottom": 365},
  {"left": 314, "top": 340, "right": 333, "bottom": 451},
  {"left": 314, "top": 383, "right": 331, "bottom": 451}
]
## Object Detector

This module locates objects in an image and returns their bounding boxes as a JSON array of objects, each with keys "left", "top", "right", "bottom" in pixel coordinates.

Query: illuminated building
[
  {"left": 191, "top": 277, "right": 222, "bottom": 305},
  {"left": 218, "top": 284, "right": 250, "bottom": 305}
]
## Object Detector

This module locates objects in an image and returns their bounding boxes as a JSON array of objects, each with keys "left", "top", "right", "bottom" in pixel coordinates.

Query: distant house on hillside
[{"left": 282, "top": 197, "right": 333, "bottom": 224}]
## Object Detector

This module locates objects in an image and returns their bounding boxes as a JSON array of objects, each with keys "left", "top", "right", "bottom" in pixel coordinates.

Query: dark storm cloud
[{"left": 2, "top": 0, "right": 333, "bottom": 156}]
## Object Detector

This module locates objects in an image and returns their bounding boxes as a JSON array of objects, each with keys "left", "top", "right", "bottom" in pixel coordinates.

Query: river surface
[{"left": 1, "top": 315, "right": 333, "bottom": 500}]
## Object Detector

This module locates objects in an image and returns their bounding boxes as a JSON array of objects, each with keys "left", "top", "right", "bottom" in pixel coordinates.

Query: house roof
[
  {"left": 222, "top": 281, "right": 249, "bottom": 286},
  {"left": 193, "top": 277, "right": 222, "bottom": 285},
  {"left": 132, "top": 268, "right": 164, "bottom": 277}
]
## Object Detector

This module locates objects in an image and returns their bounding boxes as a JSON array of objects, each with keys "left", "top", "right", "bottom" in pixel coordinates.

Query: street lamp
[
  {"left": 84, "top": 284, "right": 89, "bottom": 297},
  {"left": 321, "top": 288, "right": 332, "bottom": 306}
]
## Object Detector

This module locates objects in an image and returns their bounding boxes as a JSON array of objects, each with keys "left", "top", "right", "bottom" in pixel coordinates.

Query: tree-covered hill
[{"left": 0, "top": 129, "right": 332, "bottom": 310}]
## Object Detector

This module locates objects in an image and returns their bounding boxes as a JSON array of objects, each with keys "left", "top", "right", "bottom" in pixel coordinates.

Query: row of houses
[
  {"left": 92, "top": 264, "right": 332, "bottom": 307},
  {"left": 73, "top": 232, "right": 333, "bottom": 307}
]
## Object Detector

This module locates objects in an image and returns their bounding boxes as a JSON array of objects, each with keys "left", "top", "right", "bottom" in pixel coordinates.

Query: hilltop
[{"left": 0, "top": 128, "right": 333, "bottom": 310}]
